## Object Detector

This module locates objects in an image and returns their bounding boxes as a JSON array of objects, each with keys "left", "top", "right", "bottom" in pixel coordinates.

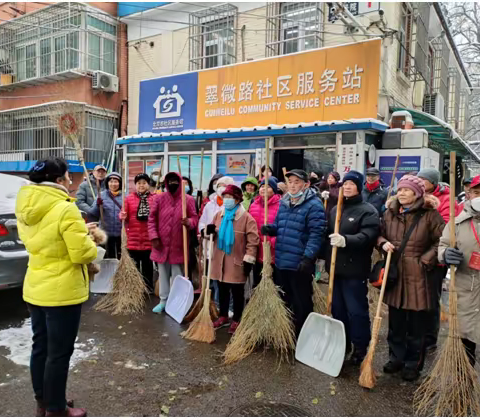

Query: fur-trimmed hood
[{"left": 386, "top": 194, "right": 440, "bottom": 213}]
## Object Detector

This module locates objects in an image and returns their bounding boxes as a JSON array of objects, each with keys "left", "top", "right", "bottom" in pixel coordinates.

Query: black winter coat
[
  {"left": 325, "top": 194, "right": 380, "bottom": 279},
  {"left": 362, "top": 185, "right": 389, "bottom": 215}
]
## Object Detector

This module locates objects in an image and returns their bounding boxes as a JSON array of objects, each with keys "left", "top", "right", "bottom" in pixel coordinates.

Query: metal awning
[{"left": 391, "top": 107, "right": 480, "bottom": 164}]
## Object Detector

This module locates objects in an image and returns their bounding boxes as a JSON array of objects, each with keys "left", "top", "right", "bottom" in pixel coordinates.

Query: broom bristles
[
  {"left": 184, "top": 274, "right": 208, "bottom": 323},
  {"left": 223, "top": 242, "right": 295, "bottom": 365},
  {"left": 359, "top": 315, "right": 382, "bottom": 389},
  {"left": 94, "top": 230, "right": 149, "bottom": 316},
  {"left": 181, "top": 289, "right": 215, "bottom": 343},
  {"left": 413, "top": 287, "right": 480, "bottom": 416}
]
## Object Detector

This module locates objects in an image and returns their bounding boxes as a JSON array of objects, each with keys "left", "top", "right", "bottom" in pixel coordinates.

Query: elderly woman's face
[
  {"left": 108, "top": 178, "right": 120, "bottom": 192},
  {"left": 397, "top": 187, "right": 416, "bottom": 206}
]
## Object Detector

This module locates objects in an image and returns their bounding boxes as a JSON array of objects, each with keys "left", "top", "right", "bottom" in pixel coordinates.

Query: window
[
  {"left": 87, "top": 15, "right": 116, "bottom": 36},
  {"left": 25, "top": 45, "right": 36, "bottom": 79},
  {"left": 88, "top": 33, "right": 101, "bottom": 71},
  {"left": 398, "top": 3, "right": 412, "bottom": 75},
  {"left": 54, "top": 36, "right": 66, "bottom": 73},
  {"left": 67, "top": 32, "right": 79, "bottom": 69},
  {"left": 189, "top": 4, "right": 237, "bottom": 70},
  {"left": 103, "top": 39, "right": 115, "bottom": 75},
  {"left": 266, "top": 2, "right": 323, "bottom": 57},
  {"left": 40, "top": 39, "right": 52, "bottom": 76}
]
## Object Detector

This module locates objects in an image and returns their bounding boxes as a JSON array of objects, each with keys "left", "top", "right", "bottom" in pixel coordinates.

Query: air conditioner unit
[
  {"left": 92, "top": 71, "right": 118, "bottom": 93},
  {"left": 423, "top": 93, "right": 445, "bottom": 121}
]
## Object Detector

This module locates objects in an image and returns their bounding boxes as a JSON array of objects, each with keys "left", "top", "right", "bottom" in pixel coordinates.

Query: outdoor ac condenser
[{"left": 92, "top": 71, "right": 119, "bottom": 93}]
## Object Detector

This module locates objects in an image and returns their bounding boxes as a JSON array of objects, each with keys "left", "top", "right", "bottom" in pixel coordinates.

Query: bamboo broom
[
  {"left": 94, "top": 162, "right": 149, "bottom": 315},
  {"left": 414, "top": 151, "right": 480, "bottom": 416},
  {"left": 223, "top": 139, "right": 295, "bottom": 365},
  {"left": 359, "top": 250, "right": 393, "bottom": 389},
  {"left": 181, "top": 234, "right": 215, "bottom": 343}
]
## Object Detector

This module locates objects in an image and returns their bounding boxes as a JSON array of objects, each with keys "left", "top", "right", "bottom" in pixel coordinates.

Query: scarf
[
  {"left": 242, "top": 191, "right": 256, "bottom": 210},
  {"left": 110, "top": 190, "right": 121, "bottom": 196},
  {"left": 366, "top": 180, "right": 380, "bottom": 192},
  {"left": 216, "top": 196, "right": 223, "bottom": 206},
  {"left": 136, "top": 192, "right": 150, "bottom": 221},
  {"left": 218, "top": 204, "right": 238, "bottom": 255}
]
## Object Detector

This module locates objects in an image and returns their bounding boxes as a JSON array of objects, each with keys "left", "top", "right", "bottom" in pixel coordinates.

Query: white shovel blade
[
  {"left": 90, "top": 258, "right": 118, "bottom": 294},
  {"left": 295, "top": 312, "right": 346, "bottom": 377},
  {"left": 165, "top": 275, "right": 194, "bottom": 324}
]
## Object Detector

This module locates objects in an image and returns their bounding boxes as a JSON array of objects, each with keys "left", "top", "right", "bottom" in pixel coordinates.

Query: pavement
[{"left": 0, "top": 286, "right": 441, "bottom": 417}]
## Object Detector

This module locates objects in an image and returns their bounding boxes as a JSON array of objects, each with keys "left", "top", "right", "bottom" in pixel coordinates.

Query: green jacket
[{"left": 241, "top": 176, "right": 259, "bottom": 211}]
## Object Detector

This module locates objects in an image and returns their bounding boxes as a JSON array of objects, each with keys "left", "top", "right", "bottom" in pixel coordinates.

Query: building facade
[
  {"left": 0, "top": 2, "right": 128, "bottom": 191},
  {"left": 118, "top": 2, "right": 478, "bottom": 192}
]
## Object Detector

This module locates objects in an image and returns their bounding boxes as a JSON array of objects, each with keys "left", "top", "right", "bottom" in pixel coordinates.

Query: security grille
[
  {"left": 0, "top": 2, "right": 117, "bottom": 88},
  {"left": 188, "top": 4, "right": 237, "bottom": 71},
  {"left": 447, "top": 68, "right": 461, "bottom": 129},
  {"left": 266, "top": 2, "right": 324, "bottom": 57},
  {"left": 0, "top": 101, "right": 117, "bottom": 164}
]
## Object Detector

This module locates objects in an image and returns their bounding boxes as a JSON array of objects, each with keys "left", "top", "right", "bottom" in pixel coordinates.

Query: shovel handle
[
  {"left": 181, "top": 180, "right": 188, "bottom": 279},
  {"left": 449, "top": 151, "right": 457, "bottom": 291},
  {"left": 376, "top": 251, "right": 392, "bottom": 318},
  {"left": 206, "top": 234, "right": 214, "bottom": 290},
  {"left": 327, "top": 187, "right": 344, "bottom": 315}
]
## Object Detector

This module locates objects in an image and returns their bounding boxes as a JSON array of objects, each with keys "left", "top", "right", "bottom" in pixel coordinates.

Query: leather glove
[
  {"left": 329, "top": 233, "right": 346, "bottom": 248},
  {"left": 97, "top": 197, "right": 103, "bottom": 206},
  {"left": 444, "top": 247, "right": 464, "bottom": 266},
  {"left": 321, "top": 191, "right": 330, "bottom": 199},
  {"left": 206, "top": 224, "right": 216, "bottom": 236},
  {"left": 261, "top": 225, "right": 275, "bottom": 236},
  {"left": 151, "top": 238, "right": 161, "bottom": 250},
  {"left": 298, "top": 257, "right": 315, "bottom": 276},
  {"left": 243, "top": 262, "right": 253, "bottom": 277}
]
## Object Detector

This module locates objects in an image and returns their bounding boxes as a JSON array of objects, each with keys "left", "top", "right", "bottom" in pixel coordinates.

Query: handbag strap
[
  {"left": 108, "top": 191, "right": 123, "bottom": 210},
  {"left": 393, "top": 210, "right": 425, "bottom": 261}
]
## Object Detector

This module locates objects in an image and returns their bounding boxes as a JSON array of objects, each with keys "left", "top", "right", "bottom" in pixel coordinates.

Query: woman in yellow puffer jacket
[{"left": 16, "top": 157, "right": 97, "bottom": 417}]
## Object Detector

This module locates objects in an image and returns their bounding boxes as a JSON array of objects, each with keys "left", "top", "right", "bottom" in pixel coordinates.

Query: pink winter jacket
[
  {"left": 122, "top": 192, "right": 156, "bottom": 251},
  {"left": 147, "top": 172, "right": 198, "bottom": 264},
  {"left": 249, "top": 194, "right": 281, "bottom": 263}
]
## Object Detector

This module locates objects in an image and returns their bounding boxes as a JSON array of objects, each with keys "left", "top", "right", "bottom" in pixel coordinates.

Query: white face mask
[
  {"left": 217, "top": 186, "right": 226, "bottom": 197},
  {"left": 471, "top": 197, "right": 480, "bottom": 212}
]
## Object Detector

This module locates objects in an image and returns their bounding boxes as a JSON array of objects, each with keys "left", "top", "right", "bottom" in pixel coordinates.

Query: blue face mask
[
  {"left": 288, "top": 190, "right": 304, "bottom": 198},
  {"left": 185, "top": 185, "right": 189, "bottom": 193},
  {"left": 223, "top": 198, "right": 236, "bottom": 210}
]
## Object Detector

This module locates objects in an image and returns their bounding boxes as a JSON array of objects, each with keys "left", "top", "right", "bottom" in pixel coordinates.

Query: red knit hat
[
  {"left": 222, "top": 184, "right": 243, "bottom": 202},
  {"left": 397, "top": 174, "right": 425, "bottom": 197}
]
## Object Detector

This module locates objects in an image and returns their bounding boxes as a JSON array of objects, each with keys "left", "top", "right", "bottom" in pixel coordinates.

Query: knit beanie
[
  {"left": 260, "top": 176, "right": 278, "bottom": 194},
  {"left": 216, "top": 176, "right": 235, "bottom": 187},
  {"left": 342, "top": 170, "right": 364, "bottom": 193},
  {"left": 397, "top": 174, "right": 425, "bottom": 198},
  {"left": 329, "top": 171, "right": 341, "bottom": 182},
  {"left": 134, "top": 173, "right": 151, "bottom": 184},
  {"left": 222, "top": 184, "right": 243, "bottom": 202},
  {"left": 417, "top": 168, "right": 440, "bottom": 187}
]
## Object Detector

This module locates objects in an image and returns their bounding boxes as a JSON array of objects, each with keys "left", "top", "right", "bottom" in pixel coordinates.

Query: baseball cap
[
  {"left": 366, "top": 167, "right": 380, "bottom": 176},
  {"left": 285, "top": 169, "right": 309, "bottom": 182},
  {"left": 94, "top": 164, "right": 106, "bottom": 171},
  {"left": 470, "top": 175, "right": 480, "bottom": 189},
  {"left": 463, "top": 177, "right": 473, "bottom": 186}
]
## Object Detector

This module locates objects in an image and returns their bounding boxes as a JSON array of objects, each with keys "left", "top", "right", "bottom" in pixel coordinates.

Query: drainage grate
[{"left": 229, "top": 402, "right": 311, "bottom": 417}]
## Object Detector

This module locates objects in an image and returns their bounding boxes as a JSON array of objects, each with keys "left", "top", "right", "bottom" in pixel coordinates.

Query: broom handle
[
  {"left": 203, "top": 238, "right": 207, "bottom": 277},
  {"left": 199, "top": 148, "right": 204, "bottom": 192},
  {"left": 182, "top": 179, "right": 188, "bottom": 278},
  {"left": 207, "top": 234, "right": 214, "bottom": 289},
  {"left": 177, "top": 155, "right": 182, "bottom": 177},
  {"left": 449, "top": 151, "right": 456, "bottom": 289},
  {"left": 386, "top": 154, "right": 400, "bottom": 202},
  {"left": 155, "top": 158, "right": 163, "bottom": 192},
  {"left": 264, "top": 139, "right": 270, "bottom": 230},
  {"left": 96, "top": 178, "right": 104, "bottom": 225},
  {"left": 327, "top": 187, "right": 344, "bottom": 315},
  {"left": 376, "top": 251, "right": 392, "bottom": 318}
]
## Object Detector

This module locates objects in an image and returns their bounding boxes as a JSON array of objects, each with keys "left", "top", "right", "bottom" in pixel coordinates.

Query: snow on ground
[{"left": 0, "top": 318, "right": 98, "bottom": 367}]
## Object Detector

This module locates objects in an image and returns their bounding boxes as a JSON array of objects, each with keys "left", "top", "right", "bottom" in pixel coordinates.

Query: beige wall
[{"left": 127, "top": 2, "right": 426, "bottom": 134}]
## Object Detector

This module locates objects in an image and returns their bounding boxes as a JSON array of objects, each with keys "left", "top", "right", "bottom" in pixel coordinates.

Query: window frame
[{"left": 397, "top": 3, "right": 413, "bottom": 76}]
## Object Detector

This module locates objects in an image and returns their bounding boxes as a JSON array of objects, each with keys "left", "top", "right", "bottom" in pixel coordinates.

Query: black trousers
[
  {"left": 462, "top": 338, "right": 477, "bottom": 367},
  {"left": 128, "top": 249, "right": 154, "bottom": 293},
  {"left": 218, "top": 282, "right": 245, "bottom": 322},
  {"left": 425, "top": 266, "right": 447, "bottom": 348},
  {"left": 105, "top": 236, "right": 121, "bottom": 259},
  {"left": 28, "top": 303, "right": 82, "bottom": 413},
  {"left": 388, "top": 306, "right": 428, "bottom": 371},
  {"left": 275, "top": 268, "right": 313, "bottom": 337}
]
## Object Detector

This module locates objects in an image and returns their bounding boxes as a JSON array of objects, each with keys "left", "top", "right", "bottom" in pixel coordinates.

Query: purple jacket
[{"left": 148, "top": 172, "right": 198, "bottom": 264}]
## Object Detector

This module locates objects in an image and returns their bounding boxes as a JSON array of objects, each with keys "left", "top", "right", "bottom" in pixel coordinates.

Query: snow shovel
[
  {"left": 165, "top": 179, "right": 194, "bottom": 323},
  {"left": 295, "top": 187, "right": 346, "bottom": 378}
]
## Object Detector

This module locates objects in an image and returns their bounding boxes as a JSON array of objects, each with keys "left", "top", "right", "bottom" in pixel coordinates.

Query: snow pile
[{"left": 0, "top": 318, "right": 98, "bottom": 367}]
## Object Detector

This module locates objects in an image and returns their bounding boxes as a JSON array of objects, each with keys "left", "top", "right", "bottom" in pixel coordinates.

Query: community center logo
[{"left": 153, "top": 85, "right": 185, "bottom": 119}]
